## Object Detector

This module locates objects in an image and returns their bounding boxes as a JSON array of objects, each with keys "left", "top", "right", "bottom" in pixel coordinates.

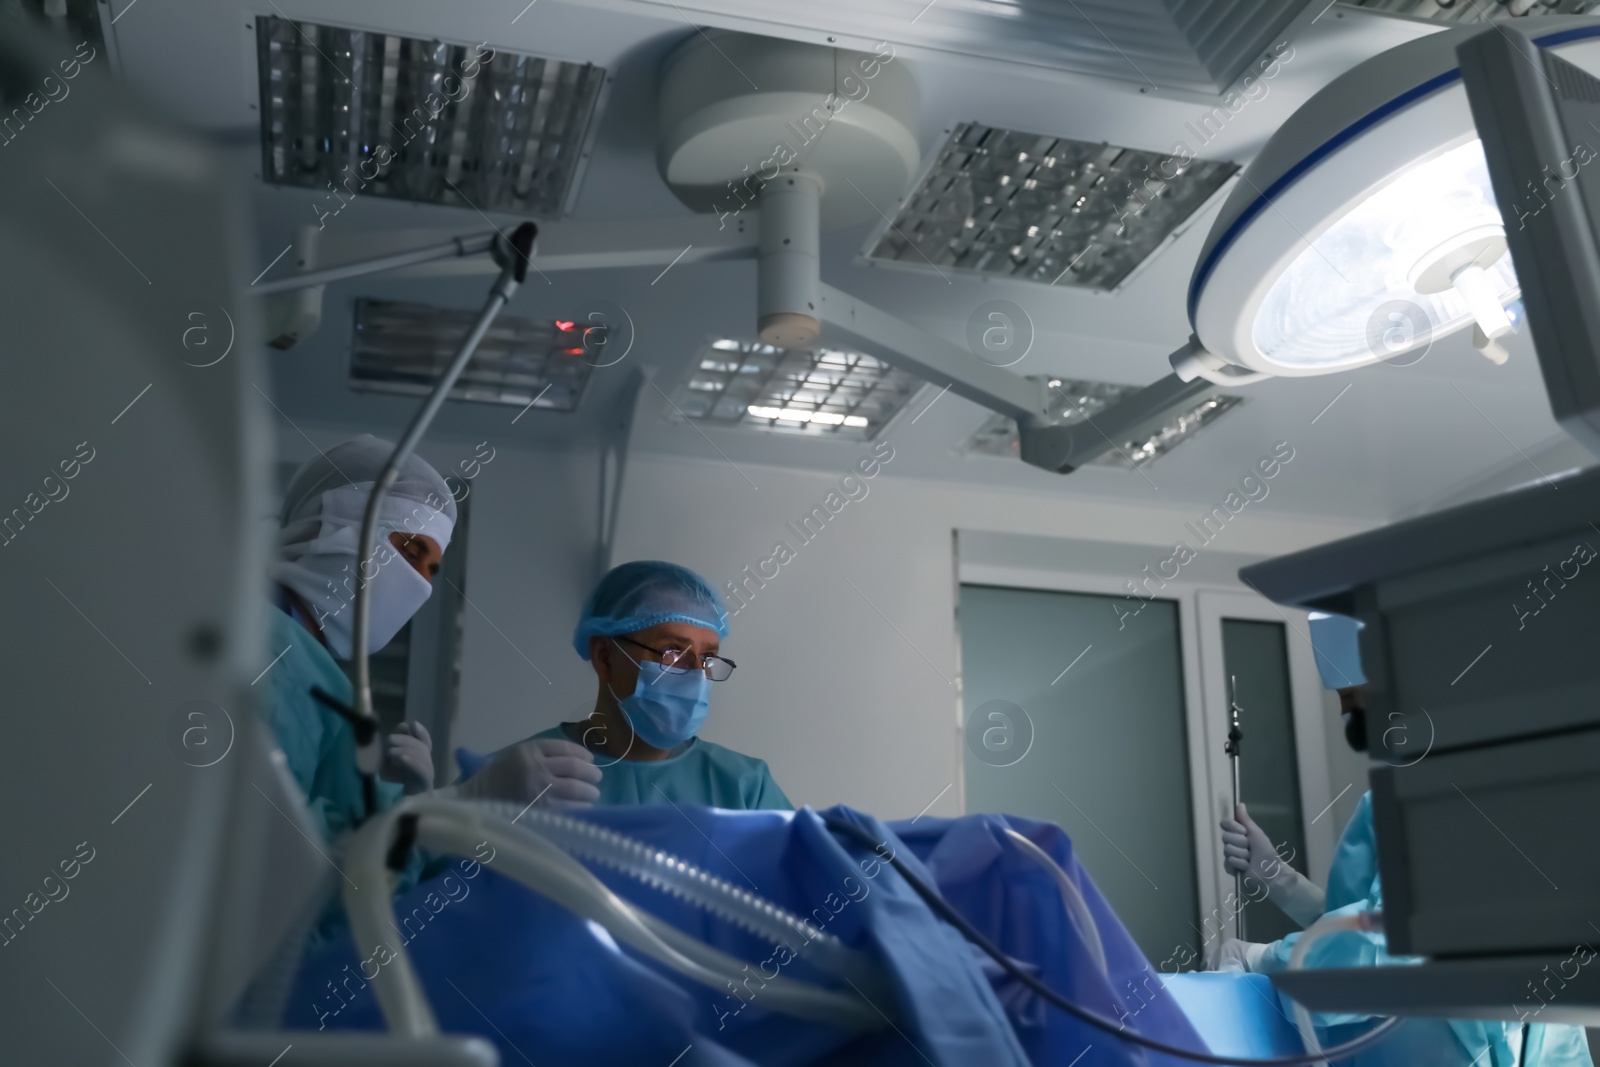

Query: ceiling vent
[
  {"left": 350, "top": 299, "right": 595, "bottom": 412},
  {"left": 864, "top": 123, "right": 1236, "bottom": 291},
  {"left": 959, "top": 376, "right": 1241, "bottom": 468},
  {"left": 620, "top": 0, "right": 1316, "bottom": 93},
  {"left": 256, "top": 17, "right": 607, "bottom": 216},
  {"left": 667, "top": 338, "right": 923, "bottom": 440}
]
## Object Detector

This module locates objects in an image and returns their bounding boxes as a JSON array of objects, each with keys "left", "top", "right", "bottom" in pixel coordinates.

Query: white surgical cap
[
  {"left": 1308, "top": 611, "right": 1366, "bottom": 690},
  {"left": 274, "top": 435, "right": 457, "bottom": 566}
]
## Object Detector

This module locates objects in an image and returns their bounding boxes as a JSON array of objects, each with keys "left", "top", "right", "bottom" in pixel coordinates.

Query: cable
[
  {"left": 310, "top": 685, "right": 380, "bottom": 821},
  {"left": 823, "top": 813, "right": 1403, "bottom": 1067}
]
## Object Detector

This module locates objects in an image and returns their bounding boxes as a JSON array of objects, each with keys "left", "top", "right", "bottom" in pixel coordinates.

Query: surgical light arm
[{"left": 816, "top": 283, "right": 1224, "bottom": 473}]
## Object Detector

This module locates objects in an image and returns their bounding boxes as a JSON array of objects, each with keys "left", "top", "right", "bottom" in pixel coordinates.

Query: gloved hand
[
  {"left": 456, "top": 737, "right": 602, "bottom": 809},
  {"left": 379, "top": 721, "right": 435, "bottom": 795},
  {"left": 1212, "top": 938, "right": 1273, "bottom": 973},
  {"left": 1220, "top": 803, "right": 1325, "bottom": 927}
]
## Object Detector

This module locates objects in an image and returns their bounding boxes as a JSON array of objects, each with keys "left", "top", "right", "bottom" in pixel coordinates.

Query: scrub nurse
[
  {"left": 267, "top": 435, "right": 599, "bottom": 840},
  {"left": 1214, "top": 612, "right": 1591, "bottom": 1067}
]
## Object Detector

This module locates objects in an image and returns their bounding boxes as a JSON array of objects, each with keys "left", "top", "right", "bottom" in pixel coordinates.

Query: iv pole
[{"left": 1226, "top": 675, "right": 1245, "bottom": 940}]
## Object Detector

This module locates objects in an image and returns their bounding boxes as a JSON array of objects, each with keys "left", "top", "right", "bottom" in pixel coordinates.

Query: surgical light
[
  {"left": 1180, "top": 20, "right": 1600, "bottom": 382},
  {"left": 1249, "top": 139, "right": 1518, "bottom": 369}
]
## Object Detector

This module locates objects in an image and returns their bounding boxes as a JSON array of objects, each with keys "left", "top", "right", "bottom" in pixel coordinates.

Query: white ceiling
[{"left": 101, "top": 0, "right": 1592, "bottom": 525}]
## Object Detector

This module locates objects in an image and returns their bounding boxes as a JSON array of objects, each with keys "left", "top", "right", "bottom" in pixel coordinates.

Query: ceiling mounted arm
[
  {"left": 816, "top": 283, "right": 1043, "bottom": 426},
  {"left": 1019, "top": 372, "right": 1220, "bottom": 474},
  {"left": 816, "top": 285, "right": 1223, "bottom": 474}
]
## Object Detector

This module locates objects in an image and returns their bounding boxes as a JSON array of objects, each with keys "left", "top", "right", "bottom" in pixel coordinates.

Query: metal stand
[
  {"left": 348, "top": 222, "right": 538, "bottom": 805},
  {"left": 250, "top": 231, "right": 497, "bottom": 294},
  {"left": 1226, "top": 674, "right": 1245, "bottom": 939}
]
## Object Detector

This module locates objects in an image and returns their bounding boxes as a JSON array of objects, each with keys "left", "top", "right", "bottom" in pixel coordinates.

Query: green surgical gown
[
  {"left": 261, "top": 606, "right": 432, "bottom": 943},
  {"left": 261, "top": 605, "right": 406, "bottom": 842},
  {"left": 533, "top": 724, "right": 791, "bottom": 810},
  {"left": 1270, "top": 791, "right": 1592, "bottom": 1067}
]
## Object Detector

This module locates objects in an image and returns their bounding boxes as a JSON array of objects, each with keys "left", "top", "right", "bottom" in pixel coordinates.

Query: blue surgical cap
[
  {"left": 1308, "top": 612, "right": 1366, "bottom": 690},
  {"left": 573, "top": 560, "right": 730, "bottom": 660}
]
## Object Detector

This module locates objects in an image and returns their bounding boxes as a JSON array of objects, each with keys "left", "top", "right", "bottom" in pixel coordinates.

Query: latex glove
[
  {"left": 1212, "top": 938, "right": 1273, "bottom": 973},
  {"left": 380, "top": 721, "right": 434, "bottom": 795},
  {"left": 456, "top": 737, "right": 602, "bottom": 809},
  {"left": 1220, "top": 803, "right": 1325, "bottom": 928}
]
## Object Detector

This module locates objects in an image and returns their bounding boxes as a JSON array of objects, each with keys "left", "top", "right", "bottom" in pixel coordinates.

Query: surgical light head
[
  {"left": 1181, "top": 19, "right": 1600, "bottom": 384},
  {"left": 574, "top": 560, "right": 730, "bottom": 660}
]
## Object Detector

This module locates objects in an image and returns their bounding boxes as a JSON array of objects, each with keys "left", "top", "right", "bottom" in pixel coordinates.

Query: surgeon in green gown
[{"left": 500, "top": 560, "right": 789, "bottom": 809}]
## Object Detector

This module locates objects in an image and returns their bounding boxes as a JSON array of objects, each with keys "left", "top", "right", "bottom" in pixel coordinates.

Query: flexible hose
[
  {"left": 419, "top": 805, "right": 882, "bottom": 1028},
  {"left": 824, "top": 813, "right": 1402, "bottom": 1067},
  {"left": 1002, "top": 828, "right": 1108, "bottom": 977},
  {"left": 1285, "top": 910, "right": 1386, "bottom": 1054},
  {"left": 339, "top": 798, "right": 887, "bottom": 1036},
  {"left": 471, "top": 801, "right": 878, "bottom": 986},
  {"left": 348, "top": 224, "right": 534, "bottom": 812}
]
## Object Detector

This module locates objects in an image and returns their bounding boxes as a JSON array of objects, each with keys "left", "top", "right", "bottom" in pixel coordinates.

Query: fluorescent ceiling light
[
  {"left": 256, "top": 17, "right": 607, "bottom": 216},
  {"left": 960, "top": 376, "right": 1241, "bottom": 468},
  {"left": 350, "top": 299, "right": 594, "bottom": 411},
  {"left": 1342, "top": 0, "right": 1598, "bottom": 23},
  {"left": 667, "top": 338, "right": 921, "bottom": 440},
  {"left": 865, "top": 123, "right": 1236, "bottom": 291}
]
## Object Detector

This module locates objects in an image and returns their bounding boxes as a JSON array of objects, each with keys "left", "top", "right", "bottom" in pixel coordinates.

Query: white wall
[{"left": 450, "top": 441, "right": 607, "bottom": 755}]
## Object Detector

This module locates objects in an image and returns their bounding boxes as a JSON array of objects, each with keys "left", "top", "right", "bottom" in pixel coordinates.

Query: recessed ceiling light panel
[
  {"left": 350, "top": 299, "right": 594, "bottom": 411},
  {"left": 960, "top": 375, "right": 1241, "bottom": 468},
  {"left": 1342, "top": 0, "right": 1598, "bottom": 24},
  {"left": 667, "top": 338, "right": 923, "bottom": 440},
  {"left": 257, "top": 17, "right": 607, "bottom": 216},
  {"left": 864, "top": 123, "right": 1237, "bottom": 291}
]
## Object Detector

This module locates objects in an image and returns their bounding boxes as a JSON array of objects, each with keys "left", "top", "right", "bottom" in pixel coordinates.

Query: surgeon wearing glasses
[{"left": 461, "top": 560, "right": 791, "bottom": 810}]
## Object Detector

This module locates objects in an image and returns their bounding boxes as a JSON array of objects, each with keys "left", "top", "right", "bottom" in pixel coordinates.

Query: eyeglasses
[{"left": 614, "top": 636, "right": 737, "bottom": 681}]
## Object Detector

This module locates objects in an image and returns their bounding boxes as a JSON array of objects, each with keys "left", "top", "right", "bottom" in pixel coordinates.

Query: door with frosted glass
[{"left": 959, "top": 583, "right": 1199, "bottom": 966}]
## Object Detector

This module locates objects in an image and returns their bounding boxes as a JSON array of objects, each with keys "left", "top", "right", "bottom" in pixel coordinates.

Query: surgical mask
[
  {"left": 285, "top": 548, "right": 433, "bottom": 659},
  {"left": 1343, "top": 706, "right": 1368, "bottom": 752},
  {"left": 611, "top": 661, "right": 711, "bottom": 750},
  {"left": 274, "top": 482, "right": 451, "bottom": 659}
]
